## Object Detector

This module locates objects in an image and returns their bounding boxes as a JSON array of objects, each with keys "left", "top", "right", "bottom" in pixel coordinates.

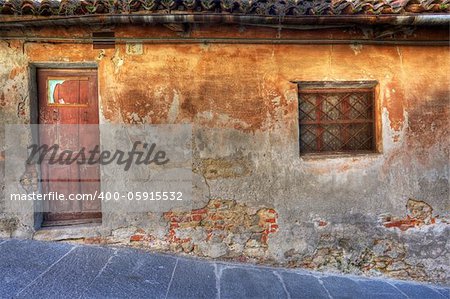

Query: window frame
[{"left": 296, "top": 81, "right": 380, "bottom": 157}]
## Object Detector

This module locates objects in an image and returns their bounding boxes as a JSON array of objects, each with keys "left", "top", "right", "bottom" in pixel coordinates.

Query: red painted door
[{"left": 37, "top": 69, "right": 101, "bottom": 225}]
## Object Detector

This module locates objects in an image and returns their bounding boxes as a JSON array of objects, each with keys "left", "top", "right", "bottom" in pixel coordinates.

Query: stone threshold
[{"left": 33, "top": 223, "right": 108, "bottom": 242}]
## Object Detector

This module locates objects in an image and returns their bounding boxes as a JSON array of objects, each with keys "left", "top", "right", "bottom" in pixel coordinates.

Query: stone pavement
[{"left": 0, "top": 238, "right": 448, "bottom": 299}]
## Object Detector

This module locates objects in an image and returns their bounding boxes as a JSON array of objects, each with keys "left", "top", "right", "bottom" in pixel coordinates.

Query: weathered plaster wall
[{"left": 0, "top": 25, "right": 449, "bottom": 284}]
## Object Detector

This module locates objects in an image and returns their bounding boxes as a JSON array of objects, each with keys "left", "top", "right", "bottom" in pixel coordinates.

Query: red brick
[
  {"left": 130, "top": 235, "right": 144, "bottom": 241},
  {"left": 318, "top": 220, "right": 327, "bottom": 227},
  {"left": 192, "top": 208, "right": 208, "bottom": 215},
  {"left": 192, "top": 214, "right": 202, "bottom": 221},
  {"left": 266, "top": 218, "right": 276, "bottom": 223},
  {"left": 384, "top": 218, "right": 417, "bottom": 231}
]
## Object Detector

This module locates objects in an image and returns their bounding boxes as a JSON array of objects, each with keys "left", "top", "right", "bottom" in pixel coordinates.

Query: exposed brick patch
[
  {"left": 285, "top": 234, "right": 434, "bottom": 283},
  {"left": 383, "top": 199, "right": 437, "bottom": 231},
  {"left": 72, "top": 198, "right": 447, "bottom": 284},
  {"left": 406, "top": 199, "right": 433, "bottom": 223},
  {"left": 257, "top": 208, "right": 278, "bottom": 244},
  {"left": 358, "top": 239, "right": 429, "bottom": 281},
  {"left": 162, "top": 199, "right": 278, "bottom": 257},
  {"left": 383, "top": 215, "right": 422, "bottom": 231},
  {"left": 128, "top": 228, "right": 156, "bottom": 243},
  {"left": 282, "top": 199, "right": 449, "bottom": 284},
  {"left": 316, "top": 220, "right": 328, "bottom": 227}
]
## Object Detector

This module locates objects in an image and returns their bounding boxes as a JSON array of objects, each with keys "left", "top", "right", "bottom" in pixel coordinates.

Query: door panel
[{"left": 37, "top": 69, "right": 101, "bottom": 225}]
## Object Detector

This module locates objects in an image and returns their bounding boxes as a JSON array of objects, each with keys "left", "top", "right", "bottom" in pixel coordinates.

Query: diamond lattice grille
[{"left": 299, "top": 89, "right": 374, "bottom": 154}]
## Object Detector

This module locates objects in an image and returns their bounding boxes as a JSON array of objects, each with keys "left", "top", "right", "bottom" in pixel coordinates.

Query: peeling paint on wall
[
  {"left": 111, "top": 48, "right": 124, "bottom": 74},
  {"left": 0, "top": 25, "right": 448, "bottom": 284}
]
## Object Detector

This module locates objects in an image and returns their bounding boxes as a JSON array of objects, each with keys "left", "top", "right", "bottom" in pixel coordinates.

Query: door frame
[{"left": 29, "top": 62, "right": 100, "bottom": 229}]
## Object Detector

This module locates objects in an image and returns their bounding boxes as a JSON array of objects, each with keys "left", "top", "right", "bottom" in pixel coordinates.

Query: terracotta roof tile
[{"left": 0, "top": 0, "right": 448, "bottom": 16}]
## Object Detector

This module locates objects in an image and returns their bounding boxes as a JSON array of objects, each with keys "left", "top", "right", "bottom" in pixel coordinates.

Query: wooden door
[{"left": 37, "top": 69, "right": 101, "bottom": 226}]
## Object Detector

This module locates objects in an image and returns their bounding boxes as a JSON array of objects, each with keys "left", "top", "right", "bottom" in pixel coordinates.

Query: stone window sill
[{"left": 300, "top": 151, "right": 382, "bottom": 161}]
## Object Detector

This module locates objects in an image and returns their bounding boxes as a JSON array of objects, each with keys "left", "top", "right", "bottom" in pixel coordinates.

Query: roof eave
[{"left": 0, "top": 13, "right": 449, "bottom": 28}]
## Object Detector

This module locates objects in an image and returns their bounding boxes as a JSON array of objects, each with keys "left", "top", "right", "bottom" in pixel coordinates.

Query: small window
[
  {"left": 47, "top": 77, "right": 89, "bottom": 107},
  {"left": 297, "top": 81, "right": 377, "bottom": 155}
]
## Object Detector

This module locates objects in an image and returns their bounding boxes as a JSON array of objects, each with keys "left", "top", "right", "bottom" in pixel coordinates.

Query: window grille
[{"left": 298, "top": 82, "right": 376, "bottom": 155}]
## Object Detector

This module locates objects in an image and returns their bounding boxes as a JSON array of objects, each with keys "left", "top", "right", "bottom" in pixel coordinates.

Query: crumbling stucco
[{"left": 0, "top": 25, "right": 448, "bottom": 284}]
